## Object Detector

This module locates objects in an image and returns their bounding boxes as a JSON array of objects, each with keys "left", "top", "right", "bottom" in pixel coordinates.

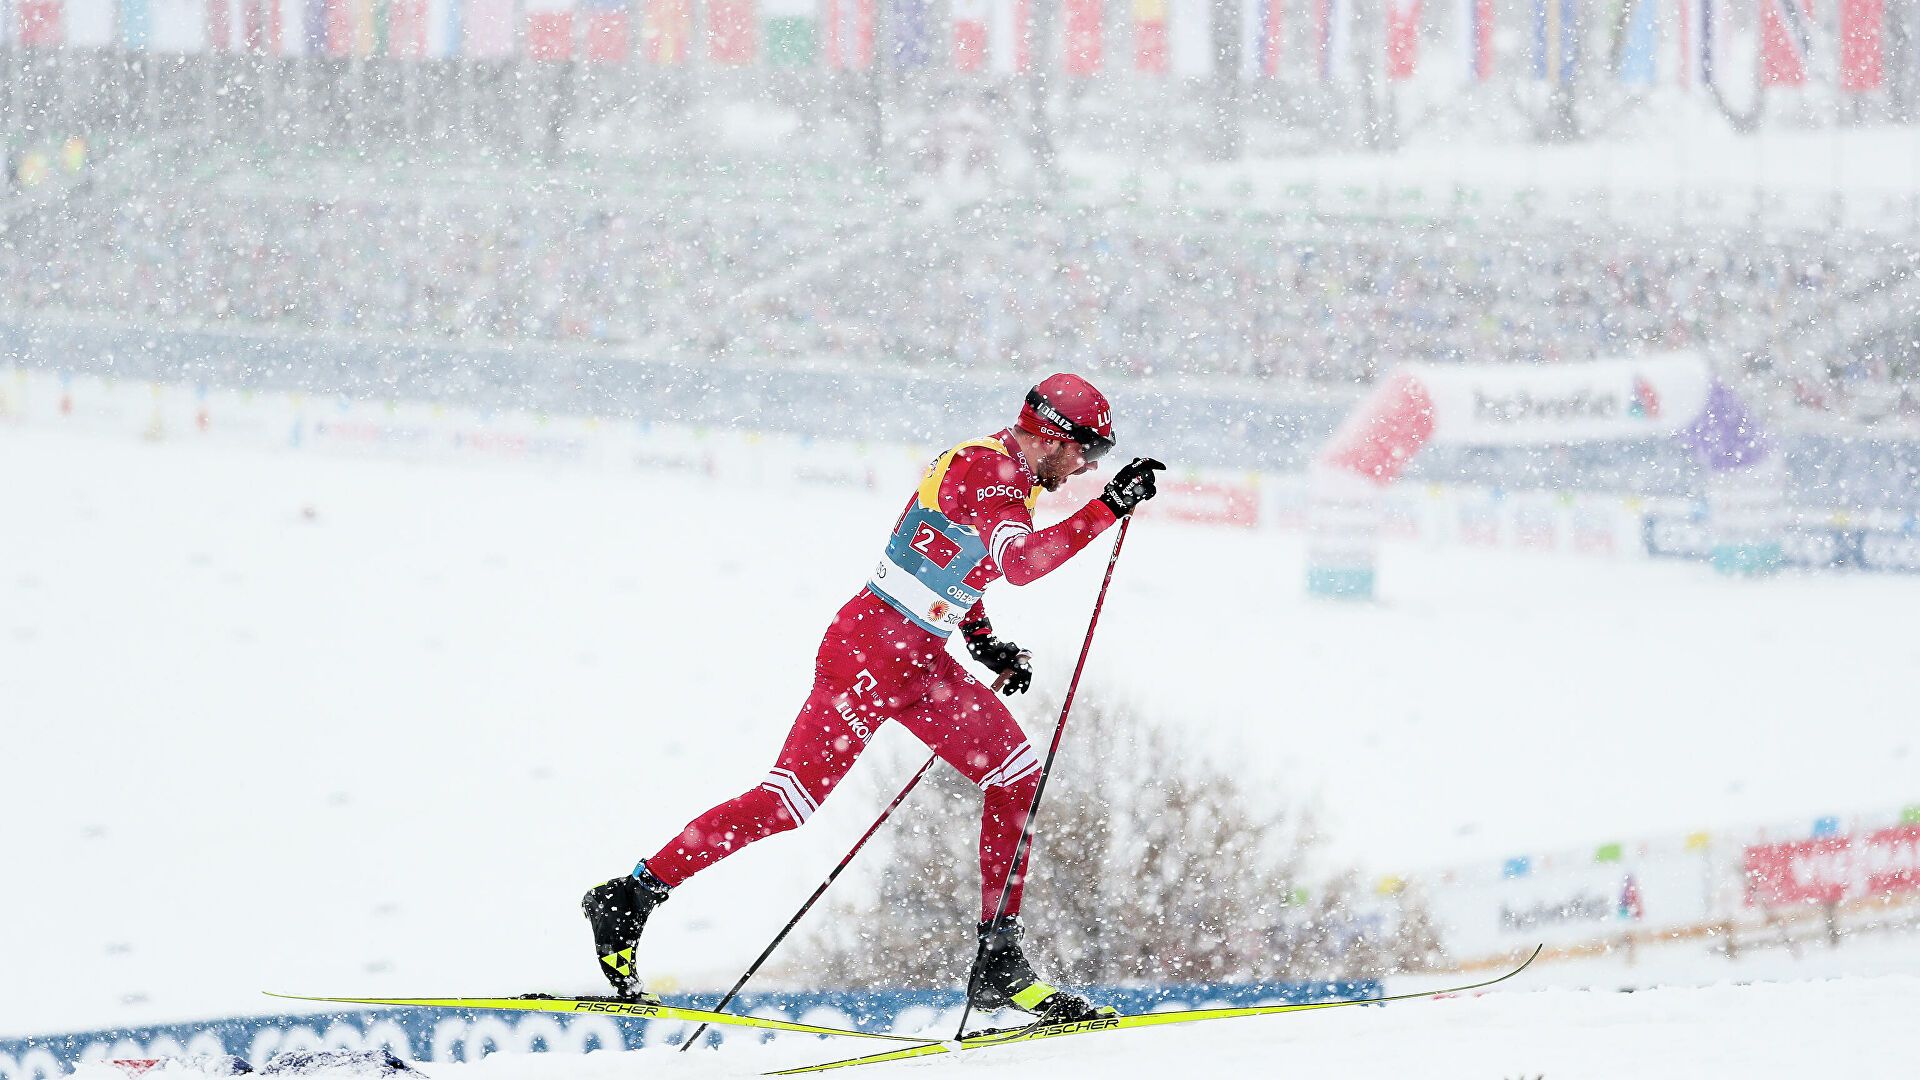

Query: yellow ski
[
  {"left": 767, "top": 946, "right": 1543, "bottom": 1074},
  {"left": 263, "top": 992, "right": 938, "bottom": 1043}
]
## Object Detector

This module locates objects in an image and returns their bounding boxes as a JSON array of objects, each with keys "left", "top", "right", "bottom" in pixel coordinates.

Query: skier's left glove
[
  {"left": 962, "top": 624, "right": 1033, "bottom": 696},
  {"left": 1099, "top": 457, "right": 1166, "bottom": 517}
]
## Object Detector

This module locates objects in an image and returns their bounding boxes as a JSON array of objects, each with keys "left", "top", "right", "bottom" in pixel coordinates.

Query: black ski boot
[
  {"left": 580, "top": 865, "right": 671, "bottom": 999},
  {"left": 967, "top": 915, "right": 1116, "bottom": 1023}
]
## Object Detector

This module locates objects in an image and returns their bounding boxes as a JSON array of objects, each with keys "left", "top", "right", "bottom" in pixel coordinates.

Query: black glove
[
  {"left": 963, "top": 629, "right": 1033, "bottom": 696},
  {"left": 1099, "top": 457, "right": 1166, "bottom": 517}
]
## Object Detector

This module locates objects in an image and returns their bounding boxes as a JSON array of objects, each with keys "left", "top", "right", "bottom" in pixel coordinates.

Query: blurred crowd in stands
[
  {"left": 717, "top": 216, "right": 1879, "bottom": 385},
  {"left": 2, "top": 184, "right": 1916, "bottom": 424},
  {"left": 0, "top": 192, "right": 855, "bottom": 350}
]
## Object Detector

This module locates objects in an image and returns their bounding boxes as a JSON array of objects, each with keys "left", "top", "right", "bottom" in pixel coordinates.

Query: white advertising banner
[
  {"left": 1419, "top": 845, "right": 1720, "bottom": 957},
  {"left": 1413, "top": 808, "right": 1920, "bottom": 967},
  {"left": 1411, "top": 354, "right": 1713, "bottom": 448}
]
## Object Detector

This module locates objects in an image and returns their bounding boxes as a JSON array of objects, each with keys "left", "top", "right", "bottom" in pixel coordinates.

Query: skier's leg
[
  {"left": 980, "top": 760, "right": 1042, "bottom": 916},
  {"left": 893, "top": 657, "right": 1040, "bottom": 920},
  {"left": 644, "top": 676, "right": 879, "bottom": 886},
  {"left": 895, "top": 654, "right": 1112, "bottom": 1022},
  {"left": 586, "top": 658, "right": 892, "bottom": 997}
]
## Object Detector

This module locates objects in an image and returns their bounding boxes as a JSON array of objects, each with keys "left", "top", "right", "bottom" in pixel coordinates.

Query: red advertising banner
[
  {"left": 1745, "top": 824, "right": 1920, "bottom": 907},
  {"left": 1746, "top": 836, "right": 1849, "bottom": 905},
  {"left": 1865, "top": 824, "right": 1920, "bottom": 894},
  {"left": 1156, "top": 478, "right": 1261, "bottom": 527},
  {"left": 1053, "top": 473, "right": 1259, "bottom": 528}
]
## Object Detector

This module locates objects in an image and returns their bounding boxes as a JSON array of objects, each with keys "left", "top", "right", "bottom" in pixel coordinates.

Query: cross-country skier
[{"left": 583, "top": 374, "right": 1164, "bottom": 1022}]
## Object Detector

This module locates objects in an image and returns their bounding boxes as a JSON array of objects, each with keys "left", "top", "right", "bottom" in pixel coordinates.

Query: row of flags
[
  {"left": 1762, "top": 0, "right": 1887, "bottom": 90},
  {"left": 0, "top": 0, "right": 1896, "bottom": 92}
]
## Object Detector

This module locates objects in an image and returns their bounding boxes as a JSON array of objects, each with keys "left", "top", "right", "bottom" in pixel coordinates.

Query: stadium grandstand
[
  {"left": 2, "top": 0, "right": 1918, "bottom": 501},
  {"left": 6, "top": 155, "right": 1918, "bottom": 415}
]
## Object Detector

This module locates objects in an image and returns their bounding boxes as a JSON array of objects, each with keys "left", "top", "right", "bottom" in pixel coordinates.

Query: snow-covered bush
[{"left": 787, "top": 698, "right": 1443, "bottom": 988}]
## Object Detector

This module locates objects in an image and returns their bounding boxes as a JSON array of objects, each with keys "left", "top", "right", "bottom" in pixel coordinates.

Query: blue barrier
[
  {"left": 1642, "top": 514, "right": 1920, "bottom": 573},
  {"left": 12, "top": 318, "right": 1920, "bottom": 510},
  {"left": 0, "top": 981, "right": 1377, "bottom": 1078},
  {"left": 0, "top": 320, "right": 1341, "bottom": 474}
]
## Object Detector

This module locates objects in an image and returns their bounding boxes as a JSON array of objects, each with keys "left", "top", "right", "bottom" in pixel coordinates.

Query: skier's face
[{"left": 1033, "top": 437, "right": 1097, "bottom": 492}]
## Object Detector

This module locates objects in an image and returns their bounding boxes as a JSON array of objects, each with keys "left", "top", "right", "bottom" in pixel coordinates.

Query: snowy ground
[
  {"left": 71, "top": 977, "right": 1920, "bottom": 1079},
  {"left": 5, "top": 424, "right": 1917, "bottom": 1037}
]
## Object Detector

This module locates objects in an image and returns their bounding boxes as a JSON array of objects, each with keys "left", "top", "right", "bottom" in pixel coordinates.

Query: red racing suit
[{"left": 644, "top": 429, "right": 1119, "bottom": 919}]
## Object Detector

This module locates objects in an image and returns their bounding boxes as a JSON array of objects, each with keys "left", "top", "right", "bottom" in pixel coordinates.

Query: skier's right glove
[
  {"left": 964, "top": 633, "right": 1034, "bottom": 696},
  {"left": 1099, "top": 457, "right": 1166, "bottom": 517}
]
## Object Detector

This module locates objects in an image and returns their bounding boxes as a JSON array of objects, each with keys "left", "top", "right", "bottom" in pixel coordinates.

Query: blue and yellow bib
[{"left": 867, "top": 438, "right": 1038, "bottom": 636}]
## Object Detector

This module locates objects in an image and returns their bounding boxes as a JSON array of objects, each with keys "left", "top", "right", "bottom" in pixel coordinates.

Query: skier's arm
[
  {"left": 987, "top": 457, "right": 1163, "bottom": 584},
  {"left": 958, "top": 601, "right": 993, "bottom": 641},
  {"left": 941, "top": 445, "right": 1118, "bottom": 586},
  {"left": 990, "top": 500, "right": 1118, "bottom": 586},
  {"left": 958, "top": 600, "right": 1034, "bottom": 696}
]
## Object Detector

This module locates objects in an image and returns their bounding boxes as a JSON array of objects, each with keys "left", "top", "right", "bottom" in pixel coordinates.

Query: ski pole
[
  {"left": 954, "top": 513, "right": 1132, "bottom": 1040},
  {"left": 678, "top": 753, "right": 939, "bottom": 1052}
]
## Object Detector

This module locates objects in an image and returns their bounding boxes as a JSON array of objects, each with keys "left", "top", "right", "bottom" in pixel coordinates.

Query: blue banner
[{"left": 1642, "top": 515, "right": 1920, "bottom": 572}]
